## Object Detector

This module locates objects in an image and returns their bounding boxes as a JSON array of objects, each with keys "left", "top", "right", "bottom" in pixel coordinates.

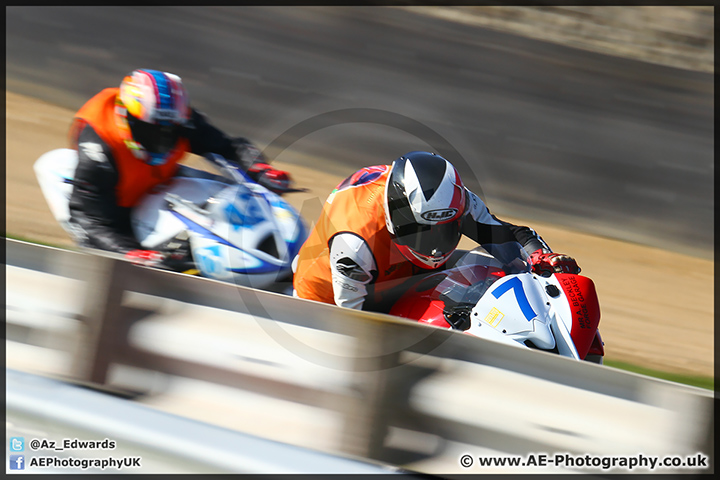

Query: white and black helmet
[{"left": 384, "top": 151, "right": 467, "bottom": 269}]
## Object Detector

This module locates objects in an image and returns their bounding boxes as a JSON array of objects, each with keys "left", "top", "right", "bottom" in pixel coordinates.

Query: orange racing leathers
[
  {"left": 293, "top": 165, "right": 551, "bottom": 311},
  {"left": 66, "top": 88, "right": 270, "bottom": 253}
]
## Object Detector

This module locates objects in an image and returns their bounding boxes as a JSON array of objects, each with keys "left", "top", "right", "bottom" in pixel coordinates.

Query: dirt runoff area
[
  {"left": 405, "top": 6, "right": 713, "bottom": 73},
  {"left": 5, "top": 91, "right": 713, "bottom": 379}
]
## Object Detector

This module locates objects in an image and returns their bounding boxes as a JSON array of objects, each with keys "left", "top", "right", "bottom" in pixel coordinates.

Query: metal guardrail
[
  {"left": 5, "top": 238, "right": 714, "bottom": 473},
  {"left": 5, "top": 368, "right": 406, "bottom": 474}
]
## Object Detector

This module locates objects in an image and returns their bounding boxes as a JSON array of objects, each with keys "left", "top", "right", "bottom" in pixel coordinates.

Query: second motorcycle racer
[{"left": 67, "top": 68, "right": 294, "bottom": 267}]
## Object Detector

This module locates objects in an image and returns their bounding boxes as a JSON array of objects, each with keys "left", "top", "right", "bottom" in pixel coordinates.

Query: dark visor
[
  {"left": 393, "top": 218, "right": 462, "bottom": 259},
  {"left": 127, "top": 114, "right": 181, "bottom": 155}
]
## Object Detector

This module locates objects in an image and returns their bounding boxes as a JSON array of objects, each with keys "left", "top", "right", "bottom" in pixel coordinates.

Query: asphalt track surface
[{"left": 6, "top": 6, "right": 714, "bottom": 257}]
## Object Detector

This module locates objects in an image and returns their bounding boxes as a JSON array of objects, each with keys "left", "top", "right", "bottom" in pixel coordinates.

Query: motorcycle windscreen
[
  {"left": 131, "top": 177, "right": 227, "bottom": 248},
  {"left": 390, "top": 263, "right": 505, "bottom": 328}
]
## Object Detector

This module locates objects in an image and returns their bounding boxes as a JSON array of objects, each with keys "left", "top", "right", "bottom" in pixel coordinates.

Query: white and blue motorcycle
[{"left": 34, "top": 150, "right": 307, "bottom": 290}]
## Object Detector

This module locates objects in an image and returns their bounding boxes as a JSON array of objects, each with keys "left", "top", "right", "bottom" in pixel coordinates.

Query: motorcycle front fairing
[
  {"left": 132, "top": 176, "right": 227, "bottom": 249},
  {"left": 390, "top": 247, "right": 602, "bottom": 361},
  {"left": 186, "top": 182, "right": 306, "bottom": 287},
  {"left": 131, "top": 159, "right": 307, "bottom": 289},
  {"left": 540, "top": 272, "right": 602, "bottom": 360},
  {"left": 466, "top": 273, "right": 559, "bottom": 351}
]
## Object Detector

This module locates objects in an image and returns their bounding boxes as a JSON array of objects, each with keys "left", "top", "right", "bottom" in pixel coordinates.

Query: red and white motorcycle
[{"left": 390, "top": 245, "right": 604, "bottom": 363}]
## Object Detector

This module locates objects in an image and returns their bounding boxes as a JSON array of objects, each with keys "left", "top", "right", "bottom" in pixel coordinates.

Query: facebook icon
[{"left": 9, "top": 455, "right": 25, "bottom": 470}]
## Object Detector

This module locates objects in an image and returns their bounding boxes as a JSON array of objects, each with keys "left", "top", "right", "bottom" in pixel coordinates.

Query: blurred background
[
  {"left": 5, "top": 5, "right": 714, "bottom": 475},
  {"left": 6, "top": 5, "right": 714, "bottom": 256}
]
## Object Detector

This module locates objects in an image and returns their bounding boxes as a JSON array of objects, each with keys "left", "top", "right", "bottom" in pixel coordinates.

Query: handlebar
[{"left": 202, "top": 153, "right": 307, "bottom": 194}]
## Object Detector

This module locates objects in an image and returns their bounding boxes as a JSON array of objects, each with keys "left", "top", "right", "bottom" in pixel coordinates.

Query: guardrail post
[
  {"left": 338, "top": 320, "right": 438, "bottom": 463},
  {"left": 70, "top": 257, "right": 153, "bottom": 386},
  {"left": 338, "top": 320, "right": 395, "bottom": 459}
]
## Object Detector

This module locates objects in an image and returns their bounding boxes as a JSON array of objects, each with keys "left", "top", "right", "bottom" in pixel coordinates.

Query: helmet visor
[
  {"left": 393, "top": 217, "right": 462, "bottom": 260},
  {"left": 127, "top": 114, "right": 181, "bottom": 155}
]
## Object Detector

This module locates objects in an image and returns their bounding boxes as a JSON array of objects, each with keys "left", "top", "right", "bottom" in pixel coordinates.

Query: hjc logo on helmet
[{"left": 421, "top": 208, "right": 458, "bottom": 222}]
